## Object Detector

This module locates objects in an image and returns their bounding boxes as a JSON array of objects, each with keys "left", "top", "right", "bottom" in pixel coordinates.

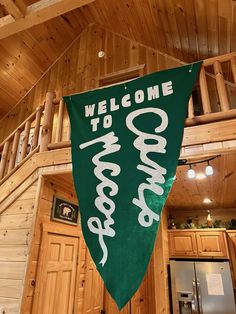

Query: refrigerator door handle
[
  {"left": 192, "top": 279, "right": 199, "bottom": 314},
  {"left": 197, "top": 280, "right": 203, "bottom": 314}
]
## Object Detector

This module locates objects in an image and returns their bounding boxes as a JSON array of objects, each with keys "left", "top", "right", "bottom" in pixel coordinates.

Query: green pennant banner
[{"left": 64, "top": 62, "right": 202, "bottom": 309}]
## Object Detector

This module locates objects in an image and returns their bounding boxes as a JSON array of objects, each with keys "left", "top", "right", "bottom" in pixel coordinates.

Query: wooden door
[
  {"left": 168, "top": 231, "right": 198, "bottom": 257},
  {"left": 32, "top": 226, "right": 79, "bottom": 314},
  {"left": 196, "top": 231, "right": 228, "bottom": 257},
  {"left": 83, "top": 253, "right": 104, "bottom": 314}
]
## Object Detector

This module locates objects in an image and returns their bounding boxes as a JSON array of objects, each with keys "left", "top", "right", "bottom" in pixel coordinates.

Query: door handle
[
  {"left": 197, "top": 280, "right": 203, "bottom": 314},
  {"left": 192, "top": 280, "right": 199, "bottom": 314}
]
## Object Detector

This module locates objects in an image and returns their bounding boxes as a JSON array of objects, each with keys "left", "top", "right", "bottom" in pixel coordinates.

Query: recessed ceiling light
[
  {"left": 203, "top": 198, "right": 212, "bottom": 204},
  {"left": 196, "top": 173, "right": 206, "bottom": 180}
]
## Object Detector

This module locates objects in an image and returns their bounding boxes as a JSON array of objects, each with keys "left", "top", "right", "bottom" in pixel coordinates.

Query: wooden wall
[
  {"left": 21, "top": 173, "right": 170, "bottom": 314},
  {"left": 20, "top": 175, "right": 83, "bottom": 313},
  {"left": 0, "top": 179, "right": 39, "bottom": 314},
  {"left": 0, "top": 23, "right": 182, "bottom": 143}
]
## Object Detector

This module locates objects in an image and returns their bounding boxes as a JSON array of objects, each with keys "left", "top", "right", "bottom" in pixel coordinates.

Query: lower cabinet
[{"left": 168, "top": 229, "right": 229, "bottom": 259}]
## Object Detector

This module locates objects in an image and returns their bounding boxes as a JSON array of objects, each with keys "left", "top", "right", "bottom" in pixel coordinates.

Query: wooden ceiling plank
[
  {"left": 0, "top": 0, "right": 26, "bottom": 19},
  {"left": 206, "top": 0, "right": 219, "bottom": 58},
  {"left": 173, "top": 0, "right": 190, "bottom": 61},
  {"left": 0, "top": 0, "right": 95, "bottom": 39},
  {"left": 194, "top": 0, "right": 209, "bottom": 59},
  {"left": 155, "top": 0, "right": 175, "bottom": 57},
  {"left": 163, "top": 0, "right": 184, "bottom": 61}
]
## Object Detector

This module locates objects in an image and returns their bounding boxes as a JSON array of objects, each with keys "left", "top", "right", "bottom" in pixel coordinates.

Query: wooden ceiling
[
  {"left": 167, "top": 152, "right": 236, "bottom": 210},
  {"left": 0, "top": 0, "right": 236, "bottom": 119},
  {"left": 47, "top": 151, "right": 236, "bottom": 212}
]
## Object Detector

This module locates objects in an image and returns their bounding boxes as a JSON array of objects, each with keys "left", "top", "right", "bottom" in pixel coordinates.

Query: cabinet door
[
  {"left": 168, "top": 231, "right": 198, "bottom": 257},
  {"left": 196, "top": 231, "right": 228, "bottom": 257}
]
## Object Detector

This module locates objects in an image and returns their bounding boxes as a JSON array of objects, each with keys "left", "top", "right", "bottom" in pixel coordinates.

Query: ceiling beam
[
  {"left": 0, "top": 0, "right": 95, "bottom": 39},
  {"left": 0, "top": 0, "right": 26, "bottom": 19}
]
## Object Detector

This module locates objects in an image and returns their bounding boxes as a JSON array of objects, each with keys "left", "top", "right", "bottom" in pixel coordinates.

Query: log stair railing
[{"left": 0, "top": 52, "right": 236, "bottom": 184}]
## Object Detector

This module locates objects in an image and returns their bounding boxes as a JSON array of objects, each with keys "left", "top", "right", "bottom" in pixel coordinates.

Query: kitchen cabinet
[
  {"left": 168, "top": 231, "right": 198, "bottom": 257},
  {"left": 168, "top": 229, "right": 229, "bottom": 259},
  {"left": 196, "top": 231, "right": 228, "bottom": 257}
]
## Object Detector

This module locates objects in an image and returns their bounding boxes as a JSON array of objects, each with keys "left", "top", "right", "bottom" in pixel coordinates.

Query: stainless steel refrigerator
[{"left": 170, "top": 260, "right": 236, "bottom": 314}]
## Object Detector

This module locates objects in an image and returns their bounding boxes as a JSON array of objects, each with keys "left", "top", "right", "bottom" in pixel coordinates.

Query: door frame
[{"left": 32, "top": 223, "right": 82, "bottom": 314}]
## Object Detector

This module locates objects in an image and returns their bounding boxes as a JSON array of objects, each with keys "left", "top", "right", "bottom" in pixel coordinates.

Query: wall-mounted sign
[{"left": 51, "top": 196, "right": 79, "bottom": 225}]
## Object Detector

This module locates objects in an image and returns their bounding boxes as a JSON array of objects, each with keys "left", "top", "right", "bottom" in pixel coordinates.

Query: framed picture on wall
[{"left": 51, "top": 196, "right": 79, "bottom": 225}]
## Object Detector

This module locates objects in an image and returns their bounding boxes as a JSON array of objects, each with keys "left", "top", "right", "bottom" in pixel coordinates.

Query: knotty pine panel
[
  {"left": 0, "top": 180, "right": 38, "bottom": 313},
  {"left": 20, "top": 177, "right": 83, "bottom": 314},
  {"left": 0, "top": 24, "right": 182, "bottom": 143}
]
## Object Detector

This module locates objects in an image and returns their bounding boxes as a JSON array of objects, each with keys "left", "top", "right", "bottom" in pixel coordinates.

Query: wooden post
[
  {"left": 55, "top": 99, "right": 64, "bottom": 143},
  {"left": 213, "top": 60, "right": 230, "bottom": 111},
  {"left": 40, "top": 92, "right": 55, "bottom": 152},
  {"left": 0, "top": 141, "right": 10, "bottom": 180},
  {"left": 8, "top": 129, "right": 21, "bottom": 173},
  {"left": 66, "top": 121, "right": 71, "bottom": 142},
  {"left": 188, "top": 96, "right": 194, "bottom": 118},
  {"left": 20, "top": 120, "right": 31, "bottom": 162},
  {"left": 32, "top": 107, "right": 43, "bottom": 150},
  {"left": 199, "top": 67, "right": 211, "bottom": 114},
  {"left": 230, "top": 56, "right": 236, "bottom": 85}
]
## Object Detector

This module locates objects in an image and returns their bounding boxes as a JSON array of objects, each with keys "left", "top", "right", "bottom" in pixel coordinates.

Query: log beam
[
  {"left": 0, "top": 0, "right": 26, "bottom": 19},
  {"left": 0, "top": 0, "right": 95, "bottom": 39}
]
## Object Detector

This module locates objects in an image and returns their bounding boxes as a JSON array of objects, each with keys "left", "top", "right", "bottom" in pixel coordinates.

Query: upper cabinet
[
  {"left": 168, "top": 231, "right": 198, "bottom": 257},
  {"left": 168, "top": 229, "right": 229, "bottom": 259},
  {"left": 196, "top": 231, "right": 228, "bottom": 257}
]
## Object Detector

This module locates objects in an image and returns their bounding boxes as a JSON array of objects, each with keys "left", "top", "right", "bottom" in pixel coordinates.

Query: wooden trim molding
[{"left": 98, "top": 64, "right": 146, "bottom": 87}]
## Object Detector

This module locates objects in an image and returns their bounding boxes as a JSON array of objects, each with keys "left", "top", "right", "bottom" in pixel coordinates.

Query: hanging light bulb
[
  {"left": 187, "top": 165, "right": 196, "bottom": 178},
  {"left": 205, "top": 161, "right": 213, "bottom": 176}
]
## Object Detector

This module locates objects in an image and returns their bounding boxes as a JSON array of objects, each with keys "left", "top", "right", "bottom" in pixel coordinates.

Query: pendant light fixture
[
  {"left": 205, "top": 161, "right": 214, "bottom": 176},
  {"left": 187, "top": 165, "right": 196, "bottom": 179},
  {"left": 178, "top": 155, "right": 220, "bottom": 180}
]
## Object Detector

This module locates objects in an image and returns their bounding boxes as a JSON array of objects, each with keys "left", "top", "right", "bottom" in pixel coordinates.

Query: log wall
[
  {"left": 0, "top": 24, "right": 182, "bottom": 143},
  {"left": 0, "top": 179, "right": 39, "bottom": 314}
]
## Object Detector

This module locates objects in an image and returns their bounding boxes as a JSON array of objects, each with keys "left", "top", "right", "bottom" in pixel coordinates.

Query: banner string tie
[{"left": 189, "top": 63, "right": 193, "bottom": 73}]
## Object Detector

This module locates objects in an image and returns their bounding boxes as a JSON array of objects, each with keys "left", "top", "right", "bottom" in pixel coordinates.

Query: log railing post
[
  {"left": 230, "top": 56, "right": 236, "bottom": 85},
  {"left": 199, "top": 67, "right": 211, "bottom": 114},
  {"left": 32, "top": 107, "right": 43, "bottom": 150},
  {"left": 55, "top": 99, "right": 64, "bottom": 143},
  {"left": 188, "top": 96, "right": 194, "bottom": 118},
  {"left": 20, "top": 120, "right": 31, "bottom": 162},
  {"left": 213, "top": 60, "right": 230, "bottom": 111},
  {"left": 8, "top": 129, "right": 21, "bottom": 173},
  {"left": 40, "top": 92, "right": 55, "bottom": 152},
  {"left": 0, "top": 141, "right": 10, "bottom": 180}
]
